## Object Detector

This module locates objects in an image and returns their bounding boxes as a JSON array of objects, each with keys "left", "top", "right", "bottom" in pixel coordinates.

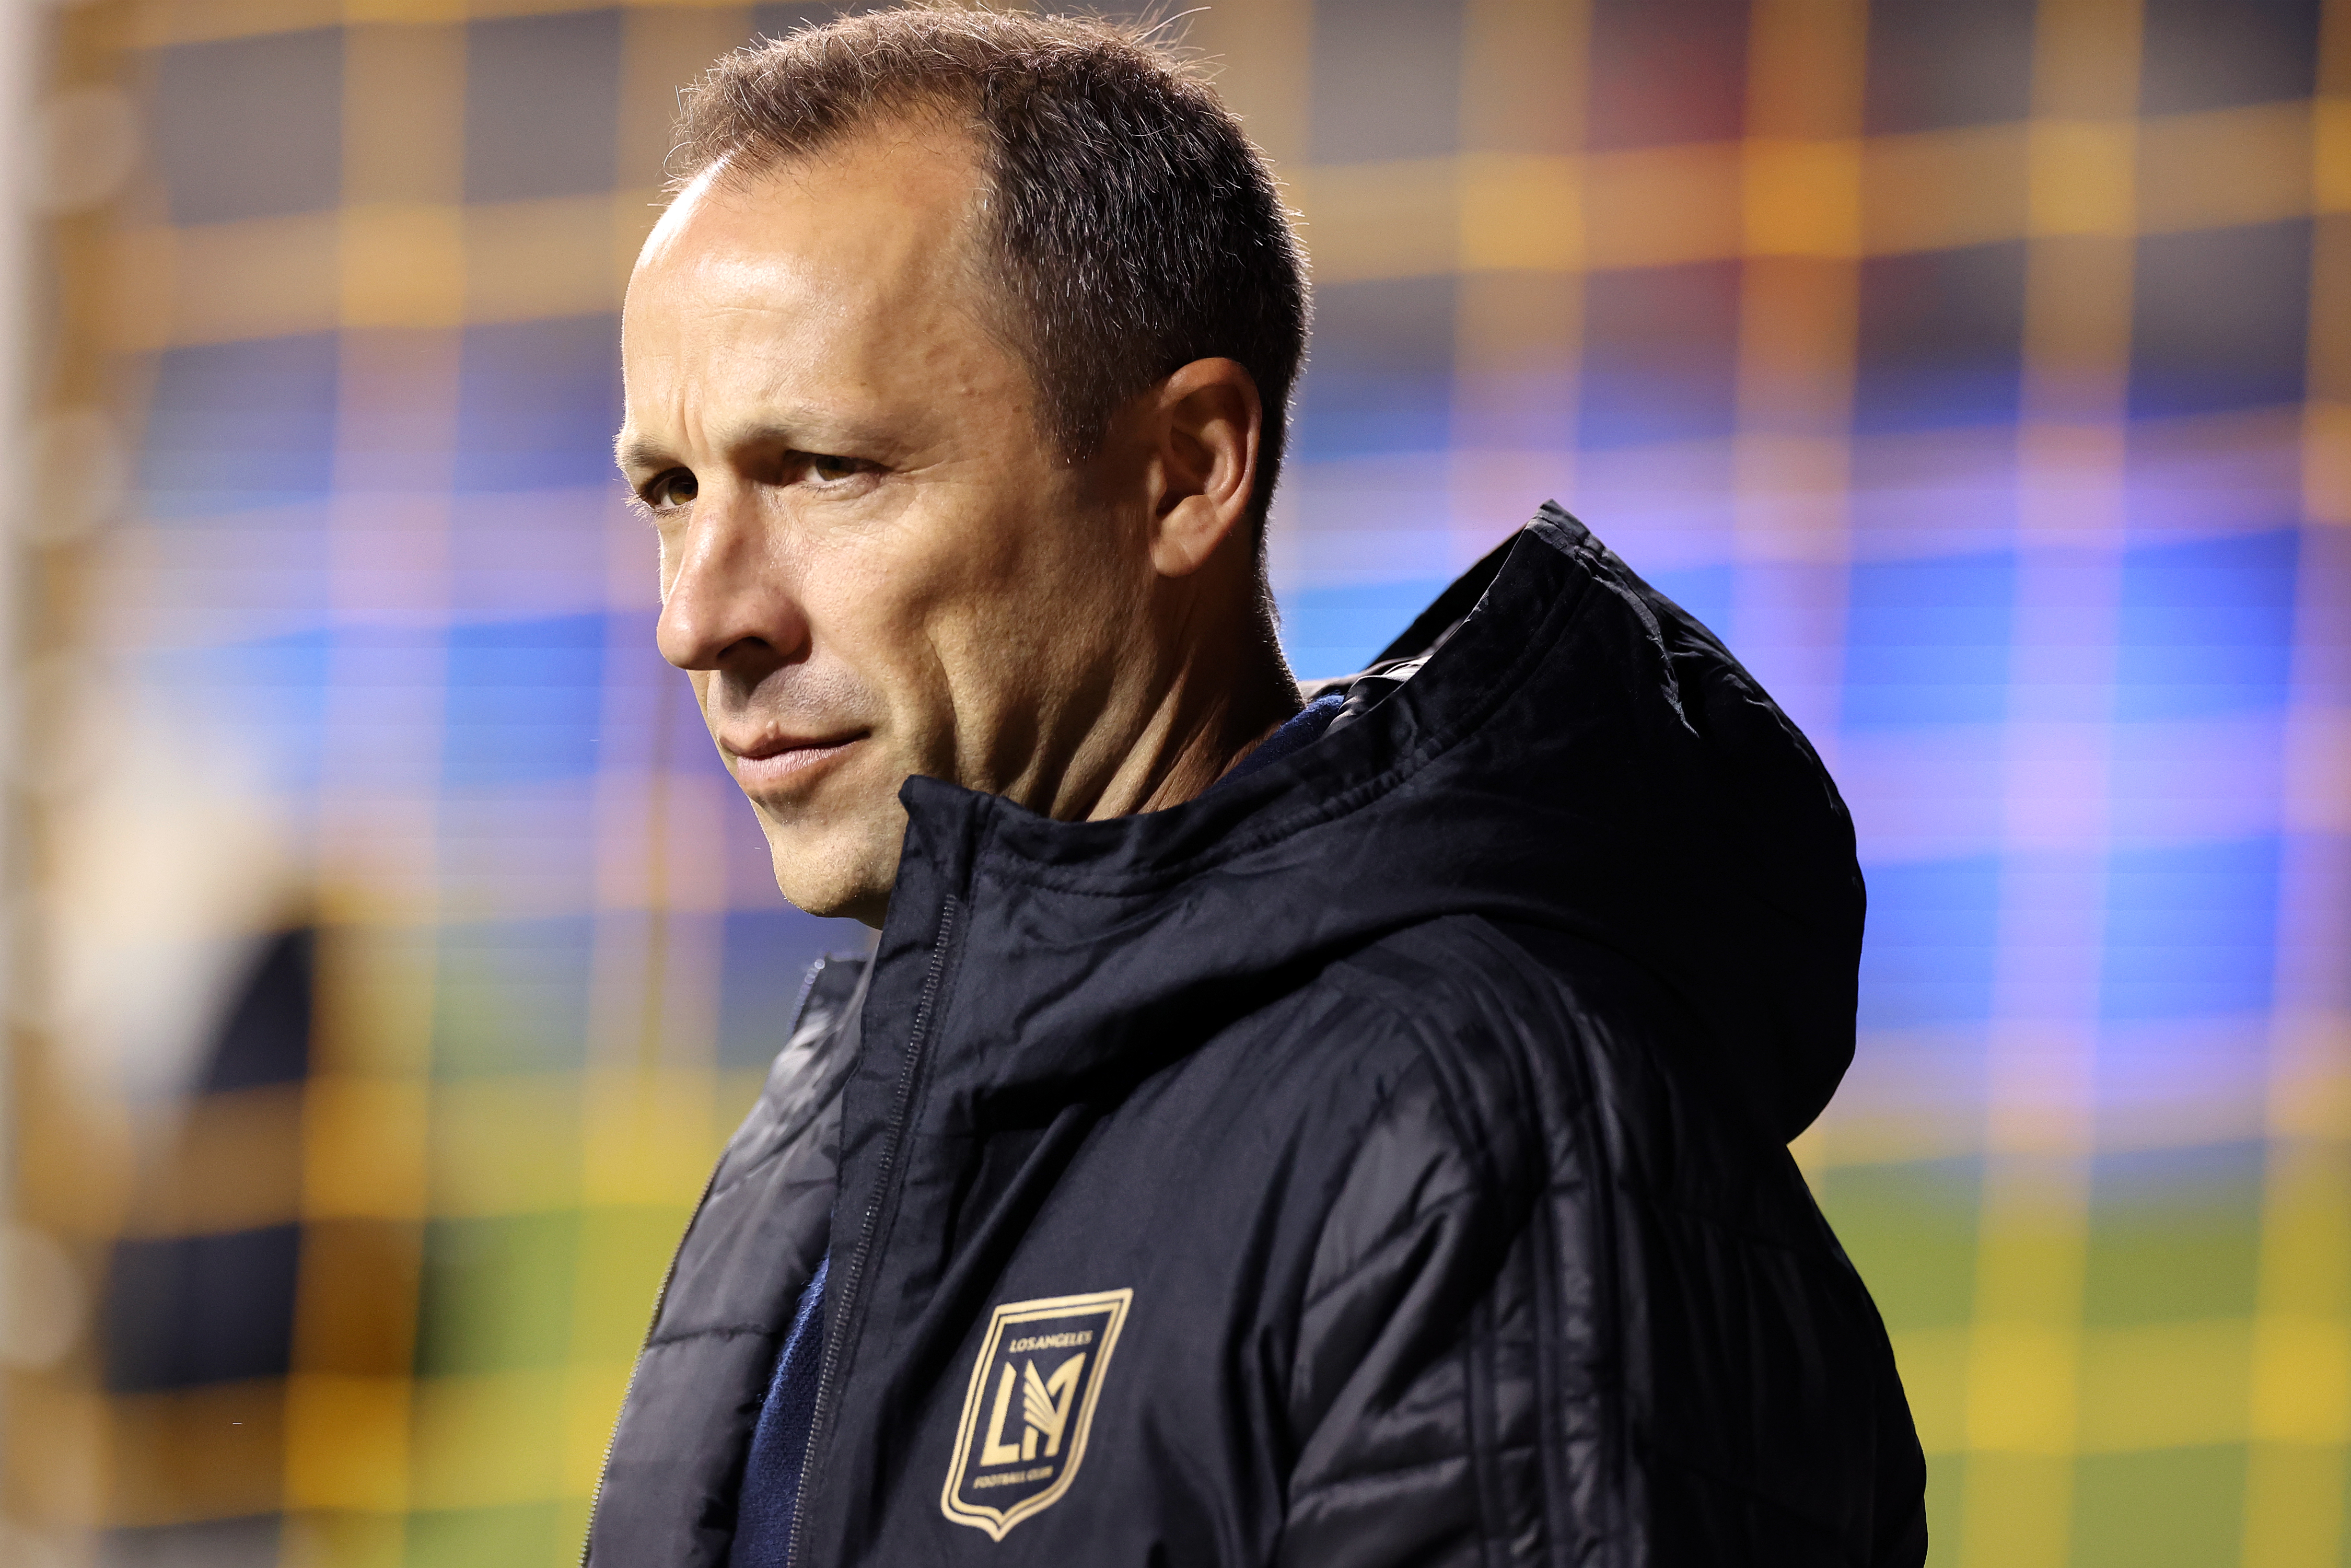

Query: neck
[
  {"left": 1111, "top": 645, "right": 1301, "bottom": 818},
  {"left": 1063, "top": 606, "right": 1300, "bottom": 822}
]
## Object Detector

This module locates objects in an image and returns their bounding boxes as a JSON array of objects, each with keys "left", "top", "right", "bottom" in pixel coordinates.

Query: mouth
[{"left": 725, "top": 730, "right": 868, "bottom": 793}]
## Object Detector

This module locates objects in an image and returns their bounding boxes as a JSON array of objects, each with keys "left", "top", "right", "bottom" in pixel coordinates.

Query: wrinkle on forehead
[{"left": 622, "top": 126, "right": 1050, "bottom": 460}]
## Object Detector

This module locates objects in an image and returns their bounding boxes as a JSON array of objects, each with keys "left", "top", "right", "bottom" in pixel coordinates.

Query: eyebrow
[
  {"left": 615, "top": 415, "right": 899, "bottom": 478},
  {"left": 614, "top": 433, "right": 672, "bottom": 476}
]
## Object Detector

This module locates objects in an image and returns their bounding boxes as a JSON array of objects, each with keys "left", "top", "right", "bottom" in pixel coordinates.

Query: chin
[{"left": 764, "top": 830, "right": 894, "bottom": 929}]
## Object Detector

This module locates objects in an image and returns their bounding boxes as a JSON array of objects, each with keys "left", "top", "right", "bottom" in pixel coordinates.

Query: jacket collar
[{"left": 864, "top": 504, "right": 1864, "bottom": 1143}]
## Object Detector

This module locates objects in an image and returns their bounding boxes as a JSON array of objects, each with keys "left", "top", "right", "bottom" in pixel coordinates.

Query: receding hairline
[
  {"left": 668, "top": 106, "right": 1046, "bottom": 351},
  {"left": 675, "top": 86, "right": 986, "bottom": 200},
  {"left": 664, "top": 10, "right": 1219, "bottom": 191},
  {"left": 649, "top": 106, "right": 995, "bottom": 269}
]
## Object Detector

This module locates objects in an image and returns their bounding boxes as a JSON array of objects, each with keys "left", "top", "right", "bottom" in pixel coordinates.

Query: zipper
[
  {"left": 784, "top": 897, "right": 960, "bottom": 1567},
  {"left": 578, "top": 954, "right": 847, "bottom": 1567}
]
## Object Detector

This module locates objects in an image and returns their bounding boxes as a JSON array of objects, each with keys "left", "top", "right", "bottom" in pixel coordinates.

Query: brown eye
[
  {"left": 652, "top": 470, "right": 697, "bottom": 508},
  {"left": 809, "top": 454, "right": 862, "bottom": 482}
]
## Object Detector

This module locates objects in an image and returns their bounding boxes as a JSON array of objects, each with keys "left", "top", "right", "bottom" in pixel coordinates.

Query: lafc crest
[{"left": 941, "top": 1288, "right": 1132, "bottom": 1539}]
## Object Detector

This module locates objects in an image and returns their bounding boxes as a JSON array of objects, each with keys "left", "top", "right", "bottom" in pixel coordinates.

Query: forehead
[{"left": 623, "top": 123, "right": 996, "bottom": 384}]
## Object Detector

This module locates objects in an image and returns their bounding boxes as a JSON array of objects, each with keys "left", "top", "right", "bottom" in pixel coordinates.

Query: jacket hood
[{"left": 875, "top": 505, "right": 1864, "bottom": 1143}]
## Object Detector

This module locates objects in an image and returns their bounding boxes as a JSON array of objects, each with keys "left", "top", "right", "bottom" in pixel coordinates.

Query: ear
[{"left": 1146, "top": 358, "right": 1262, "bottom": 579}]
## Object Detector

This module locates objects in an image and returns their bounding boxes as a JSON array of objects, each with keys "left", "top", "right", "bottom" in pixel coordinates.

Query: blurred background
[{"left": 0, "top": 0, "right": 2342, "bottom": 1563}]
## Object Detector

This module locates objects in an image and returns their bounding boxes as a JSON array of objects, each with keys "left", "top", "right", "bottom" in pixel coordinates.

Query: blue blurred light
[
  {"left": 443, "top": 613, "right": 610, "bottom": 787},
  {"left": 2114, "top": 530, "right": 2298, "bottom": 721},
  {"left": 142, "top": 335, "right": 341, "bottom": 518},
  {"left": 2101, "top": 836, "right": 2281, "bottom": 1021},
  {"left": 1639, "top": 563, "right": 1736, "bottom": 645},
  {"left": 1276, "top": 577, "right": 1450, "bottom": 680},
  {"left": 1844, "top": 552, "right": 2016, "bottom": 728},
  {"left": 1857, "top": 855, "right": 2004, "bottom": 1030},
  {"left": 455, "top": 315, "right": 624, "bottom": 493}
]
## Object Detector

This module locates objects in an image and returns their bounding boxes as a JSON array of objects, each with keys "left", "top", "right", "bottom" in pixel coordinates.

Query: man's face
[{"left": 618, "top": 124, "right": 1157, "bottom": 926}]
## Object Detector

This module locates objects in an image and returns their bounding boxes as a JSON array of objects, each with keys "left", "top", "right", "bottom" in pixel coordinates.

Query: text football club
[{"left": 941, "top": 1288, "right": 1134, "bottom": 1539}]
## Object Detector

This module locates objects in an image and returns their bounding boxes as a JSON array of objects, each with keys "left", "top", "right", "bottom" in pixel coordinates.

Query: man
[{"left": 593, "top": 9, "right": 1926, "bottom": 1566}]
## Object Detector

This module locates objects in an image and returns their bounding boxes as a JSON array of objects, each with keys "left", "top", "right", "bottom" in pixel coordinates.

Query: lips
[{"left": 725, "top": 730, "right": 867, "bottom": 793}]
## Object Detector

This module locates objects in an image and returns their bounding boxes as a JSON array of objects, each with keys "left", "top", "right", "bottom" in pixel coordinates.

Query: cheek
[
  {"left": 825, "top": 534, "right": 1006, "bottom": 746},
  {"left": 793, "top": 539, "right": 950, "bottom": 723}
]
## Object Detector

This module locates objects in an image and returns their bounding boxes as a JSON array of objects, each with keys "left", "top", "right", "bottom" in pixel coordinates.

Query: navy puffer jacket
[{"left": 587, "top": 506, "right": 1928, "bottom": 1566}]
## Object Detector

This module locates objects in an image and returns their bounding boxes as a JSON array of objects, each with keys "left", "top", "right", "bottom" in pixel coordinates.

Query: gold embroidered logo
[{"left": 940, "top": 1287, "right": 1133, "bottom": 1540}]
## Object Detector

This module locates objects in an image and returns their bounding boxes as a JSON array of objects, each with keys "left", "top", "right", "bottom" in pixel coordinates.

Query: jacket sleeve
[
  {"left": 1270, "top": 939, "right": 1930, "bottom": 1568},
  {"left": 1275, "top": 1039, "right": 1563, "bottom": 1568}
]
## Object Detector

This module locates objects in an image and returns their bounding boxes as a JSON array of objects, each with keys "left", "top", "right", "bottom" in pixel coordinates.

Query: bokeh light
[{"left": 2, "top": 2, "right": 2344, "bottom": 1566}]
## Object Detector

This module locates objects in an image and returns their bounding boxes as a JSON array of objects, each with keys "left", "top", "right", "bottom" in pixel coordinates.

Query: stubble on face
[{"left": 619, "top": 123, "right": 1158, "bottom": 926}]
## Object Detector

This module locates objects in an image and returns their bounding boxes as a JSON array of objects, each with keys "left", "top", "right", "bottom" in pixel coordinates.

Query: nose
[{"left": 655, "top": 484, "right": 809, "bottom": 673}]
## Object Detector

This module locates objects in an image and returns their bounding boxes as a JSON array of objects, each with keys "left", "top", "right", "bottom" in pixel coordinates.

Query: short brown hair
[{"left": 672, "top": 6, "right": 1311, "bottom": 534}]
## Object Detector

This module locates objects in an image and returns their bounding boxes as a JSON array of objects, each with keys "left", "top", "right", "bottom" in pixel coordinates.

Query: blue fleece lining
[
  {"left": 728, "top": 1255, "right": 829, "bottom": 1567},
  {"left": 1215, "top": 693, "right": 1345, "bottom": 792}
]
